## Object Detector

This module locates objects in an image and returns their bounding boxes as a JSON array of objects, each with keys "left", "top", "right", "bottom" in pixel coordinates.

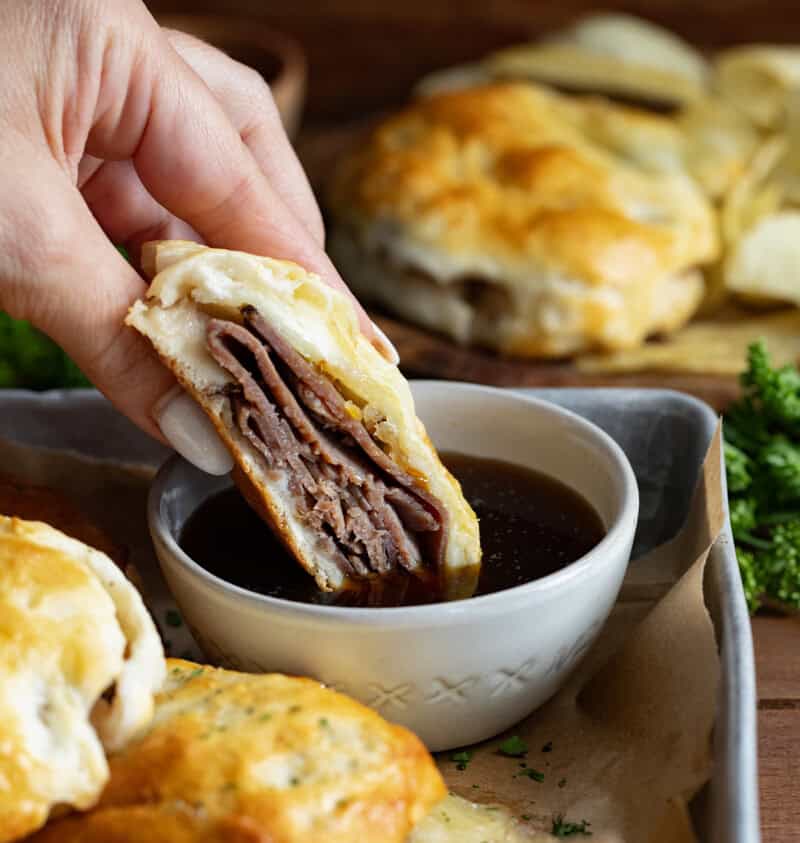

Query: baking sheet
[{"left": 0, "top": 387, "right": 759, "bottom": 842}]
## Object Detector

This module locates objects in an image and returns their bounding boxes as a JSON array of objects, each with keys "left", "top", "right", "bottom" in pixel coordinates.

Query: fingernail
[
  {"left": 153, "top": 387, "right": 234, "bottom": 475},
  {"left": 371, "top": 321, "right": 400, "bottom": 366}
]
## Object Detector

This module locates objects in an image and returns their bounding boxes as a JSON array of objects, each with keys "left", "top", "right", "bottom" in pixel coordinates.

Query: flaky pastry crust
[
  {"left": 30, "top": 659, "right": 445, "bottom": 843},
  {"left": 0, "top": 517, "right": 164, "bottom": 842},
  {"left": 328, "top": 83, "right": 719, "bottom": 357}
]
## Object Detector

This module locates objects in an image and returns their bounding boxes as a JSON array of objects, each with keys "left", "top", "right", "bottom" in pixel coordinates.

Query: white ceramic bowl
[{"left": 148, "top": 382, "right": 638, "bottom": 751}]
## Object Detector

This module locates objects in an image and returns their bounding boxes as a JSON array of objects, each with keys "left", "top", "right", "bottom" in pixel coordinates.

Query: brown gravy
[{"left": 180, "top": 452, "right": 606, "bottom": 608}]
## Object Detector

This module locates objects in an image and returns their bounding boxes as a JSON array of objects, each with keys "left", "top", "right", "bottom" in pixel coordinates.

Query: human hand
[{"left": 0, "top": 0, "right": 396, "bottom": 472}]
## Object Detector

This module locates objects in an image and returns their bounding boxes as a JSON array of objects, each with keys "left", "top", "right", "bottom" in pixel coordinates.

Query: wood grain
[
  {"left": 753, "top": 615, "right": 800, "bottom": 702},
  {"left": 758, "top": 709, "right": 800, "bottom": 842},
  {"left": 752, "top": 616, "right": 800, "bottom": 843}
]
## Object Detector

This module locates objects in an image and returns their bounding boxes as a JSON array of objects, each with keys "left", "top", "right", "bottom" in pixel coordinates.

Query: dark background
[{"left": 146, "top": 1, "right": 800, "bottom": 122}]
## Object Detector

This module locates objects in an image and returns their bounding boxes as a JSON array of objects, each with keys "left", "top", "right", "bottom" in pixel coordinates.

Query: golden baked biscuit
[
  {"left": 127, "top": 241, "right": 480, "bottom": 598},
  {"left": 0, "top": 517, "right": 164, "bottom": 842},
  {"left": 328, "top": 83, "right": 718, "bottom": 357},
  {"left": 30, "top": 659, "right": 446, "bottom": 843}
]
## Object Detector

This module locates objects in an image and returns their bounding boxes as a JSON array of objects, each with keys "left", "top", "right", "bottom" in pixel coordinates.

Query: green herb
[
  {"left": 520, "top": 814, "right": 532, "bottom": 821},
  {"left": 724, "top": 341, "right": 800, "bottom": 612},
  {"left": 497, "top": 735, "right": 528, "bottom": 757},
  {"left": 516, "top": 768, "right": 545, "bottom": 782},
  {"left": 0, "top": 312, "right": 90, "bottom": 390},
  {"left": 551, "top": 814, "right": 592, "bottom": 837},
  {"left": 450, "top": 750, "right": 473, "bottom": 771},
  {"left": 258, "top": 713, "right": 272, "bottom": 722},
  {"left": 116, "top": 244, "right": 131, "bottom": 262},
  {"left": 318, "top": 717, "right": 330, "bottom": 728},
  {"left": 188, "top": 668, "right": 204, "bottom": 680},
  {"left": 165, "top": 610, "right": 182, "bottom": 628},
  {"left": 289, "top": 776, "right": 300, "bottom": 787},
  {"left": 471, "top": 783, "right": 481, "bottom": 789}
]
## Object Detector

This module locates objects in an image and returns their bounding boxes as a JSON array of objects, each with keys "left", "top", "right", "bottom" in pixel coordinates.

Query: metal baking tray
[{"left": 0, "top": 387, "right": 759, "bottom": 843}]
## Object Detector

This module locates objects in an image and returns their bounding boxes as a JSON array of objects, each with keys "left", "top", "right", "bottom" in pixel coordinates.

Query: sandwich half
[{"left": 127, "top": 241, "right": 480, "bottom": 596}]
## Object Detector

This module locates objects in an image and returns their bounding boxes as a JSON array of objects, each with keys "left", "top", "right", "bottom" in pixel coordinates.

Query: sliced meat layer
[{"left": 206, "top": 311, "right": 448, "bottom": 581}]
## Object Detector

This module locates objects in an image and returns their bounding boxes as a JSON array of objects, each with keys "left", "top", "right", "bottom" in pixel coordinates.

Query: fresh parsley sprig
[{"left": 724, "top": 341, "right": 800, "bottom": 613}]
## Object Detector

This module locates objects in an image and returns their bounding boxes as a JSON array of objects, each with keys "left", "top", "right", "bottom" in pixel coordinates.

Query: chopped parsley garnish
[
  {"left": 552, "top": 814, "right": 592, "bottom": 836},
  {"left": 520, "top": 813, "right": 532, "bottom": 821},
  {"left": 318, "top": 717, "right": 330, "bottom": 728},
  {"left": 450, "top": 750, "right": 473, "bottom": 770},
  {"left": 165, "top": 609, "right": 182, "bottom": 628},
  {"left": 516, "top": 768, "right": 545, "bottom": 782},
  {"left": 498, "top": 735, "right": 528, "bottom": 757},
  {"left": 187, "top": 668, "right": 204, "bottom": 680},
  {"left": 258, "top": 713, "right": 272, "bottom": 722}
]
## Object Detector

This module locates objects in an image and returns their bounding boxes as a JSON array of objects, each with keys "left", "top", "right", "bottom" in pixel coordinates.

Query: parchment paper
[
  {"left": 437, "top": 426, "right": 725, "bottom": 842},
  {"left": 0, "top": 426, "right": 725, "bottom": 842}
]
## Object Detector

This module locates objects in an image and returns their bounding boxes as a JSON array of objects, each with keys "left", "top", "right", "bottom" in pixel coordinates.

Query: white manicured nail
[
  {"left": 371, "top": 321, "right": 400, "bottom": 365},
  {"left": 153, "top": 387, "right": 234, "bottom": 475}
]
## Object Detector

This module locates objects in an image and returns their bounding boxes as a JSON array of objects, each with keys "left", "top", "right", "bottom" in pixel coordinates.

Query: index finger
[{"left": 87, "top": 22, "right": 392, "bottom": 357}]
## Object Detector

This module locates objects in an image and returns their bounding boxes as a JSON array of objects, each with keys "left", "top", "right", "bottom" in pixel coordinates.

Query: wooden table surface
[{"left": 753, "top": 614, "right": 800, "bottom": 841}]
